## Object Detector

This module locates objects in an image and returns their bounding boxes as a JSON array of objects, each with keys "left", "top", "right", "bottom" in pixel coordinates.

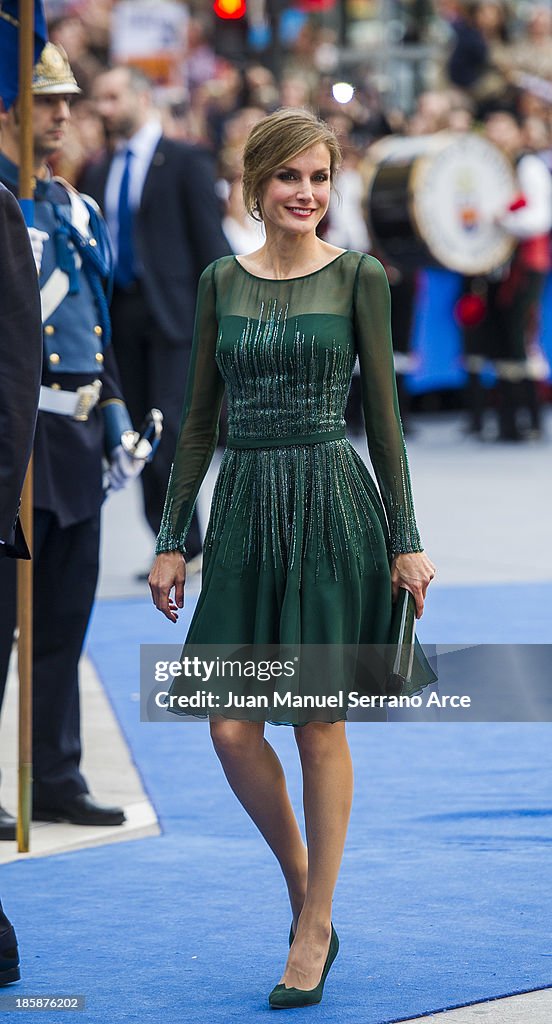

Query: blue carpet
[
  {"left": 420, "top": 580, "right": 552, "bottom": 644},
  {"left": 2, "top": 584, "right": 552, "bottom": 1024}
]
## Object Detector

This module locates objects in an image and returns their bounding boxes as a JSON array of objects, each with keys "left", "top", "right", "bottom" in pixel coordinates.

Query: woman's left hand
[{"left": 391, "top": 551, "right": 436, "bottom": 619}]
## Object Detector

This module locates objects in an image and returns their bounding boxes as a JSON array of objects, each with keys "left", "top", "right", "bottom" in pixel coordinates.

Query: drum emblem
[
  {"left": 455, "top": 170, "right": 480, "bottom": 233},
  {"left": 365, "top": 133, "right": 516, "bottom": 274}
]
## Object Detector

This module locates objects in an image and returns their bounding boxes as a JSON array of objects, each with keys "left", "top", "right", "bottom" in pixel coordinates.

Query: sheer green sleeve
[
  {"left": 353, "top": 254, "right": 423, "bottom": 557},
  {"left": 155, "top": 262, "right": 225, "bottom": 554}
]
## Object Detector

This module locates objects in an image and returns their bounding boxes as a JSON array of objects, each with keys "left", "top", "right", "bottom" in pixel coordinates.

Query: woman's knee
[
  {"left": 209, "top": 717, "right": 263, "bottom": 761},
  {"left": 294, "top": 720, "right": 346, "bottom": 765}
]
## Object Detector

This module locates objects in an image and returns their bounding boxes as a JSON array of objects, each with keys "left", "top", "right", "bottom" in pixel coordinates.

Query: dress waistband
[{"left": 226, "top": 427, "right": 347, "bottom": 450}]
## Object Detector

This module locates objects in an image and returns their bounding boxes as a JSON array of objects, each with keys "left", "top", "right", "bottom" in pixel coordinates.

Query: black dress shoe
[
  {"left": 32, "top": 793, "right": 126, "bottom": 826},
  {"left": 0, "top": 805, "right": 16, "bottom": 842},
  {"left": 0, "top": 925, "right": 20, "bottom": 986}
]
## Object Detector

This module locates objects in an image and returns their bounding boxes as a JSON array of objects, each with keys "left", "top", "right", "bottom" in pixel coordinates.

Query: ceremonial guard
[{"left": 0, "top": 44, "right": 145, "bottom": 827}]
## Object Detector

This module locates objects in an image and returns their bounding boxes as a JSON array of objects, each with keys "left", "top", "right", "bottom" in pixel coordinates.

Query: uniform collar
[{"left": 0, "top": 150, "right": 54, "bottom": 200}]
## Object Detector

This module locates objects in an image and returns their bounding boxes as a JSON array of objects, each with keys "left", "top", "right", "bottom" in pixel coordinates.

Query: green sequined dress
[{"left": 156, "top": 251, "right": 433, "bottom": 720}]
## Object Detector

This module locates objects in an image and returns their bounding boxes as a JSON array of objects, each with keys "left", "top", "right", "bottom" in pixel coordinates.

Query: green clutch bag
[{"left": 387, "top": 587, "right": 438, "bottom": 698}]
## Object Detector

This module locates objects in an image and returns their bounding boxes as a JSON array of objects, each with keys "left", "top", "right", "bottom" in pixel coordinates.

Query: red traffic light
[{"left": 213, "top": 0, "right": 246, "bottom": 18}]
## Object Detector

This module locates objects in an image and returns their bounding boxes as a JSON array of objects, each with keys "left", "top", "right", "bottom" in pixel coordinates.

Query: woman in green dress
[{"left": 149, "top": 108, "right": 436, "bottom": 1009}]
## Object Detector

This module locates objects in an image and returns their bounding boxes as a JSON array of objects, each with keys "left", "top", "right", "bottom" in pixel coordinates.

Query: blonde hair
[{"left": 242, "top": 107, "right": 341, "bottom": 220}]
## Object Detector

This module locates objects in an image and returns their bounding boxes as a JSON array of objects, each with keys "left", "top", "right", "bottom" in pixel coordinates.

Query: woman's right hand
[
  {"left": 390, "top": 550, "right": 436, "bottom": 619},
  {"left": 148, "top": 551, "right": 186, "bottom": 622}
]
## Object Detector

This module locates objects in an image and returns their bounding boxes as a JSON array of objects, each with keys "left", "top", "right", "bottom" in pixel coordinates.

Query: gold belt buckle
[{"left": 74, "top": 379, "right": 102, "bottom": 421}]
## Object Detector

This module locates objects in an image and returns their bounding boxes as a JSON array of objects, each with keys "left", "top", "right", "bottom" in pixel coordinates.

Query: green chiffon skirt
[{"left": 171, "top": 438, "right": 436, "bottom": 724}]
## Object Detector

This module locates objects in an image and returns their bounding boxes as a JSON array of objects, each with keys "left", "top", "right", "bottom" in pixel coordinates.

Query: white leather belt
[{"left": 39, "top": 380, "right": 103, "bottom": 421}]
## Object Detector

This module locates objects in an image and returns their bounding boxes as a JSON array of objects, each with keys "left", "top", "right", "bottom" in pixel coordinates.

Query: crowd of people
[
  {"left": 41, "top": 3, "right": 552, "bottom": 169},
  {"left": 38, "top": 2, "right": 552, "bottom": 441}
]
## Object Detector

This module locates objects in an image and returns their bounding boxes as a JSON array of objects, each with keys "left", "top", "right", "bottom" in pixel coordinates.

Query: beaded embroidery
[{"left": 155, "top": 254, "right": 422, "bottom": 569}]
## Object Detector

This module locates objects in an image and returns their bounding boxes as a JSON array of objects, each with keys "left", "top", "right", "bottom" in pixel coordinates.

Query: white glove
[
  {"left": 27, "top": 227, "right": 49, "bottom": 275},
  {"left": 107, "top": 444, "right": 147, "bottom": 493}
]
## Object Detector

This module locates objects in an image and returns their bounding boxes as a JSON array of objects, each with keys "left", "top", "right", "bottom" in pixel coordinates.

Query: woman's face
[{"left": 258, "top": 143, "right": 332, "bottom": 237}]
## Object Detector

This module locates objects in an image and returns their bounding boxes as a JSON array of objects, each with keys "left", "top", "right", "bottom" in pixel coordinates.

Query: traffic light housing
[{"left": 213, "top": 0, "right": 247, "bottom": 58}]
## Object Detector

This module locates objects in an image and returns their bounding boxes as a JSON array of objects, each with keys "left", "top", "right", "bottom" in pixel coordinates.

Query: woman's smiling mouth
[{"left": 286, "top": 207, "right": 315, "bottom": 217}]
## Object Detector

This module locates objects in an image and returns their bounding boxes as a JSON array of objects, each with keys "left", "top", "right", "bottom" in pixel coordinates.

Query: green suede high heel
[{"left": 269, "top": 924, "right": 339, "bottom": 1009}]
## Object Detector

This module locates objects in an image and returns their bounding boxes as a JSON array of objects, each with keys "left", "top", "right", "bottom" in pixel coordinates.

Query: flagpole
[{"left": 16, "top": 0, "right": 36, "bottom": 855}]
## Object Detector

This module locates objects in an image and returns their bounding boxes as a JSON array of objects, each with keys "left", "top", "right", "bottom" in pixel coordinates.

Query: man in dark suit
[
  {"left": 0, "top": 181, "right": 42, "bottom": 982},
  {"left": 82, "top": 66, "right": 231, "bottom": 557}
]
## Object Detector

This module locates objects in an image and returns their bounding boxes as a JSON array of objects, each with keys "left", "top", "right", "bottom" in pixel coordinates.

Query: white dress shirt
[
  {"left": 499, "top": 153, "right": 552, "bottom": 239},
  {"left": 104, "top": 118, "right": 163, "bottom": 262}
]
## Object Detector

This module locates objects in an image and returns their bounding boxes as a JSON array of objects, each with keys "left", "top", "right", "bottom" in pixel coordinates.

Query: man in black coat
[
  {"left": 0, "top": 184, "right": 42, "bottom": 559},
  {"left": 0, "top": 182, "right": 42, "bottom": 840},
  {"left": 82, "top": 66, "right": 231, "bottom": 557},
  {"left": 0, "top": 181, "right": 42, "bottom": 983}
]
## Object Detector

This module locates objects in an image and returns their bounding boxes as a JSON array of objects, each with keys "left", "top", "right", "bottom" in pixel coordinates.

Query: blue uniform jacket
[{"left": 0, "top": 154, "right": 132, "bottom": 527}]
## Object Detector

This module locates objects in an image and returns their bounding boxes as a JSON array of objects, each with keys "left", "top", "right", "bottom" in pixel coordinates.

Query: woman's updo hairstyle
[{"left": 242, "top": 107, "right": 342, "bottom": 221}]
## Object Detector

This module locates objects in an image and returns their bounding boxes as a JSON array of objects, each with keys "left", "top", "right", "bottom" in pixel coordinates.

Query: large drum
[{"left": 365, "top": 133, "right": 517, "bottom": 274}]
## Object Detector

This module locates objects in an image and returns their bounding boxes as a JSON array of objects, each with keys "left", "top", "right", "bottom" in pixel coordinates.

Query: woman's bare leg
[
  {"left": 209, "top": 718, "right": 308, "bottom": 927},
  {"left": 278, "top": 720, "right": 353, "bottom": 990}
]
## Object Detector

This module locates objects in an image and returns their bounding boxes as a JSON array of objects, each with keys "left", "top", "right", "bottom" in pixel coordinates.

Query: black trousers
[
  {"left": 0, "top": 510, "right": 100, "bottom": 807},
  {"left": 0, "top": 902, "right": 9, "bottom": 931},
  {"left": 110, "top": 284, "right": 202, "bottom": 556},
  {"left": 463, "top": 269, "right": 546, "bottom": 437},
  {"left": 464, "top": 270, "right": 545, "bottom": 364}
]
